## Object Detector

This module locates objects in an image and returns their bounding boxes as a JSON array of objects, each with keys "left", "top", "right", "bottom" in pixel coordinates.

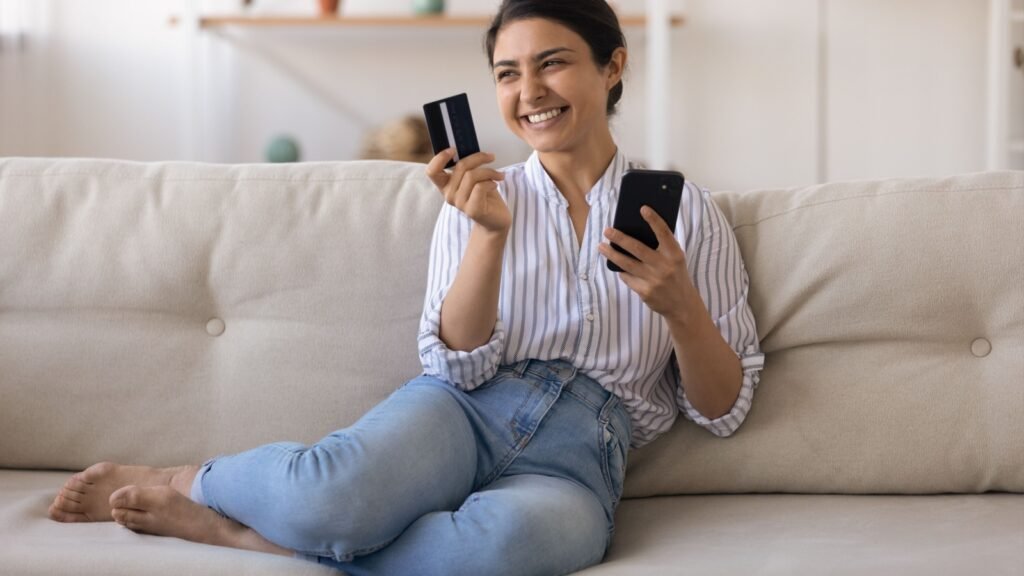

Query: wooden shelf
[{"left": 170, "top": 14, "right": 684, "bottom": 30}]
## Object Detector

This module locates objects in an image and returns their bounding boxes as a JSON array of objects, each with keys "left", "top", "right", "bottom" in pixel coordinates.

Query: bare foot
[
  {"left": 48, "top": 461, "right": 198, "bottom": 523},
  {"left": 109, "top": 485, "right": 291, "bottom": 556}
]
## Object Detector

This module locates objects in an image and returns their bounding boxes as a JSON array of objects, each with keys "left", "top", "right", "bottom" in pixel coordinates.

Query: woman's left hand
[{"left": 598, "top": 206, "right": 698, "bottom": 323}]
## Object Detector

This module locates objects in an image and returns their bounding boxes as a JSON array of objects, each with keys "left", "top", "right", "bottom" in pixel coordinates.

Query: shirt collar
[{"left": 525, "top": 147, "right": 630, "bottom": 207}]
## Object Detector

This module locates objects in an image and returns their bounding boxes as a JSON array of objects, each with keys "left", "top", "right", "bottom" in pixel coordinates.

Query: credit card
[{"left": 423, "top": 93, "right": 481, "bottom": 169}]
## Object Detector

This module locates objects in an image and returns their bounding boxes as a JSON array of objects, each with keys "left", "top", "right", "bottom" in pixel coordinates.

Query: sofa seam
[
  {"left": 729, "top": 184, "right": 1024, "bottom": 231},
  {"left": 0, "top": 173, "right": 428, "bottom": 184}
]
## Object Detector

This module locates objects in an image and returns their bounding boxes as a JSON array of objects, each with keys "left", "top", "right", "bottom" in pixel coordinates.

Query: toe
[
  {"left": 81, "top": 461, "right": 116, "bottom": 483},
  {"left": 49, "top": 505, "right": 88, "bottom": 523},
  {"left": 53, "top": 492, "right": 85, "bottom": 513},
  {"left": 63, "top": 476, "right": 89, "bottom": 495},
  {"left": 109, "top": 485, "right": 140, "bottom": 510},
  {"left": 112, "top": 484, "right": 178, "bottom": 511},
  {"left": 112, "top": 507, "right": 150, "bottom": 532}
]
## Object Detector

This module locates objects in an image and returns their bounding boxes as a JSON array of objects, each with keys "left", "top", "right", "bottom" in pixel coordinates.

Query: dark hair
[{"left": 485, "top": 0, "right": 627, "bottom": 117}]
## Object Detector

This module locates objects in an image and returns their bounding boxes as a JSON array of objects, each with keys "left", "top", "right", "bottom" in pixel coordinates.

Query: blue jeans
[{"left": 190, "top": 359, "right": 632, "bottom": 576}]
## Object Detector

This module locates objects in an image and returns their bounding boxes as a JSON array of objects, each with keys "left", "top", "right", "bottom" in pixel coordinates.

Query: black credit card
[{"left": 423, "top": 93, "right": 480, "bottom": 169}]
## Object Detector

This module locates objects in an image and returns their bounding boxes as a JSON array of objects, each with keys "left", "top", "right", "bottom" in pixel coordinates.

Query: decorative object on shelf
[
  {"left": 246, "top": 0, "right": 319, "bottom": 16},
  {"left": 360, "top": 115, "right": 433, "bottom": 163},
  {"left": 266, "top": 135, "right": 301, "bottom": 163},
  {"left": 411, "top": 0, "right": 443, "bottom": 16},
  {"left": 318, "top": 0, "right": 339, "bottom": 16}
]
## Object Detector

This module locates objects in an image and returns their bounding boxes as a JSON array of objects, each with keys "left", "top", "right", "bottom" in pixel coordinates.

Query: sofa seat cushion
[
  {"left": 582, "top": 493, "right": 1024, "bottom": 575},
  {"left": 3, "top": 470, "right": 1021, "bottom": 575},
  {"left": 0, "top": 470, "right": 337, "bottom": 575}
]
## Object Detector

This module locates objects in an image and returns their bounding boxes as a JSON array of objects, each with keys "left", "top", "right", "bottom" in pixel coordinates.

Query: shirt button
[
  {"left": 580, "top": 272, "right": 588, "bottom": 281},
  {"left": 586, "top": 313, "right": 595, "bottom": 322}
]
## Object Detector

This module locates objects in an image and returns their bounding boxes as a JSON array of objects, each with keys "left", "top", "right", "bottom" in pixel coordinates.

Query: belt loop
[
  {"left": 553, "top": 359, "right": 576, "bottom": 383},
  {"left": 513, "top": 359, "right": 529, "bottom": 377}
]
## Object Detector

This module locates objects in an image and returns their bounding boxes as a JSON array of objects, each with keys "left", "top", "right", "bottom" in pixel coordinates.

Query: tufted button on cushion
[
  {"left": 970, "top": 338, "right": 991, "bottom": 358},
  {"left": 206, "top": 318, "right": 226, "bottom": 337}
]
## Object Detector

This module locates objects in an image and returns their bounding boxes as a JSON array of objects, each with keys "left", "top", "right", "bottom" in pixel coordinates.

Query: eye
[
  {"left": 542, "top": 59, "right": 564, "bottom": 69},
  {"left": 496, "top": 70, "right": 517, "bottom": 81}
]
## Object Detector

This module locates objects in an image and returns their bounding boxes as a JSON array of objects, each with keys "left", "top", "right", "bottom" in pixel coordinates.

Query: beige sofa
[{"left": 0, "top": 157, "right": 1021, "bottom": 575}]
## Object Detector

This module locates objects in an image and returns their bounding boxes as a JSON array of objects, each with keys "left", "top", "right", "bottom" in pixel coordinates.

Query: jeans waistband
[{"left": 508, "top": 359, "right": 615, "bottom": 415}]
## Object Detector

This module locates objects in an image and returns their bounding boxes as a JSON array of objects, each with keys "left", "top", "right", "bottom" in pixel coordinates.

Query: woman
[{"left": 48, "top": 1, "right": 764, "bottom": 574}]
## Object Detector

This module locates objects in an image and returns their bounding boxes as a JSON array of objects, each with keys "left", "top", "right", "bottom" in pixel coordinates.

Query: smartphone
[
  {"left": 423, "top": 93, "right": 481, "bottom": 169},
  {"left": 607, "top": 169, "right": 685, "bottom": 272}
]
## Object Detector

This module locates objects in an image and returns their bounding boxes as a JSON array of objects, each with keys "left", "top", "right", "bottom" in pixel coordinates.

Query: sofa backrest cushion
[
  {"left": 0, "top": 158, "right": 440, "bottom": 470},
  {"left": 1, "top": 158, "right": 1021, "bottom": 495},
  {"left": 625, "top": 170, "right": 1024, "bottom": 495}
]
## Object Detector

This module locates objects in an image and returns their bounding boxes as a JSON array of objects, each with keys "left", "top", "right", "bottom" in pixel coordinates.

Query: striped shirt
[{"left": 418, "top": 148, "right": 765, "bottom": 447}]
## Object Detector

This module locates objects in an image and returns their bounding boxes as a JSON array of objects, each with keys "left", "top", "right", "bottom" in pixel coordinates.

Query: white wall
[
  {"left": 671, "top": 0, "right": 821, "bottom": 190},
  {"left": 826, "top": 0, "right": 989, "bottom": 181},
  {"left": 0, "top": 0, "right": 1001, "bottom": 192},
  {"left": 0, "top": 0, "right": 188, "bottom": 159}
]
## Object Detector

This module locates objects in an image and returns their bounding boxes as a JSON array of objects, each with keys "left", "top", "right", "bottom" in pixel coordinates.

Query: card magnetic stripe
[{"left": 440, "top": 101, "right": 460, "bottom": 162}]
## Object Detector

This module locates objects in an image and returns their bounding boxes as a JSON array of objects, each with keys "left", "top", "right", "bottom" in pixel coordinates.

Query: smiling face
[{"left": 491, "top": 17, "right": 625, "bottom": 157}]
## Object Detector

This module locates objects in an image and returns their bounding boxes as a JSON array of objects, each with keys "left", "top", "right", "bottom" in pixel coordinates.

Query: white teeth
[{"left": 527, "top": 108, "right": 564, "bottom": 124}]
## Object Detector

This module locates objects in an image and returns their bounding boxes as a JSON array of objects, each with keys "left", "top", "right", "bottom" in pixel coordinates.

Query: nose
[{"left": 519, "top": 69, "right": 547, "bottom": 104}]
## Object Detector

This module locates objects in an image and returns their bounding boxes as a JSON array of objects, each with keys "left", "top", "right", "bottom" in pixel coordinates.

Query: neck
[{"left": 537, "top": 129, "right": 618, "bottom": 200}]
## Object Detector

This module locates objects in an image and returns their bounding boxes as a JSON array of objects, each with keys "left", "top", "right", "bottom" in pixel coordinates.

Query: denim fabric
[{"left": 190, "top": 359, "right": 631, "bottom": 576}]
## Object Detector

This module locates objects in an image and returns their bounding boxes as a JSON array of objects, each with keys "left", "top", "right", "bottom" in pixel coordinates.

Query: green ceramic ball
[
  {"left": 412, "top": 0, "right": 443, "bottom": 15},
  {"left": 266, "top": 136, "right": 301, "bottom": 163}
]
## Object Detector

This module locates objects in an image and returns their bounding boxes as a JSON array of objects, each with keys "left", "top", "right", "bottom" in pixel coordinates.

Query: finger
[
  {"left": 446, "top": 152, "right": 497, "bottom": 205},
  {"left": 467, "top": 180, "right": 500, "bottom": 212},
  {"left": 454, "top": 167, "right": 504, "bottom": 208},
  {"left": 452, "top": 168, "right": 479, "bottom": 209},
  {"left": 472, "top": 168, "right": 505, "bottom": 182},
  {"left": 616, "top": 269, "right": 648, "bottom": 295},
  {"left": 641, "top": 206, "right": 678, "bottom": 251},
  {"left": 449, "top": 152, "right": 496, "bottom": 186},
  {"left": 599, "top": 242, "right": 644, "bottom": 276},
  {"left": 425, "top": 148, "right": 455, "bottom": 191},
  {"left": 603, "top": 227, "right": 657, "bottom": 264}
]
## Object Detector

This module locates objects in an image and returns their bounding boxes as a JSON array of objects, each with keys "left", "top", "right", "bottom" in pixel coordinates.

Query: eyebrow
[{"left": 493, "top": 47, "right": 575, "bottom": 69}]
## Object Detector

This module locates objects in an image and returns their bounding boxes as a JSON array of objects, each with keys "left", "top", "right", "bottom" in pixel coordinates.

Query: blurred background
[{"left": 0, "top": 0, "right": 1021, "bottom": 191}]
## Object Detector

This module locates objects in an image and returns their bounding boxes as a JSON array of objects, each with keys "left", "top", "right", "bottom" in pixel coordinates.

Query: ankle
[{"left": 168, "top": 465, "right": 200, "bottom": 500}]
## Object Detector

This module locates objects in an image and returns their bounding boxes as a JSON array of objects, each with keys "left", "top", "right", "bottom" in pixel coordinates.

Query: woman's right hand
[{"left": 426, "top": 149, "right": 510, "bottom": 234}]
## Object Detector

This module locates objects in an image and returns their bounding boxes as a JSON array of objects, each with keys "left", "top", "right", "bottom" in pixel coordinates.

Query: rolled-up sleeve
[
  {"left": 417, "top": 202, "right": 505, "bottom": 390},
  {"left": 674, "top": 186, "right": 765, "bottom": 437}
]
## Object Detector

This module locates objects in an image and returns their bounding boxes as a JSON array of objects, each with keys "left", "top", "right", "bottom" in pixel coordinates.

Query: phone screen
[{"left": 607, "top": 169, "right": 685, "bottom": 272}]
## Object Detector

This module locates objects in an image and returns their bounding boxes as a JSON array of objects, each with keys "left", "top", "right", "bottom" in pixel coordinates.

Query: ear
[{"left": 606, "top": 47, "right": 627, "bottom": 89}]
